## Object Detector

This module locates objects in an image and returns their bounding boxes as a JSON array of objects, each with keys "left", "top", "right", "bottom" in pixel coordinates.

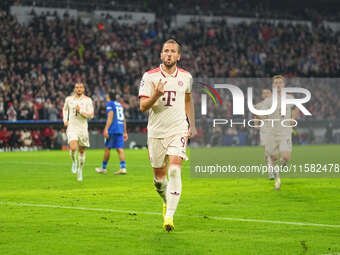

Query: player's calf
[
  {"left": 69, "top": 145, "right": 77, "bottom": 174},
  {"left": 165, "top": 164, "right": 182, "bottom": 219},
  {"left": 70, "top": 150, "right": 77, "bottom": 171},
  {"left": 79, "top": 151, "right": 86, "bottom": 169},
  {"left": 265, "top": 154, "right": 274, "bottom": 180},
  {"left": 77, "top": 150, "right": 86, "bottom": 181},
  {"left": 153, "top": 177, "right": 168, "bottom": 203}
]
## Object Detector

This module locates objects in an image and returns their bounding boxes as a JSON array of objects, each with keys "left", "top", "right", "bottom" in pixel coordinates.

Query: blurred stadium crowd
[
  {"left": 5, "top": 0, "right": 340, "bottom": 22},
  {"left": 0, "top": 125, "right": 67, "bottom": 150},
  {"left": 0, "top": 1, "right": 340, "bottom": 149}
]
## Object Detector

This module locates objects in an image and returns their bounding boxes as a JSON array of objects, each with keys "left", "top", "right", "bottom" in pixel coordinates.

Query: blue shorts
[{"left": 105, "top": 134, "right": 124, "bottom": 149}]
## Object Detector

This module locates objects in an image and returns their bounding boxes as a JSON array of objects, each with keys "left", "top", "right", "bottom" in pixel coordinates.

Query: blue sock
[
  {"left": 102, "top": 161, "right": 108, "bottom": 169},
  {"left": 120, "top": 161, "right": 126, "bottom": 169}
]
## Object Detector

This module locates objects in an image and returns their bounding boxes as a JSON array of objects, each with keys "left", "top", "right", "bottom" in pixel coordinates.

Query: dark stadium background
[{"left": 0, "top": 0, "right": 340, "bottom": 151}]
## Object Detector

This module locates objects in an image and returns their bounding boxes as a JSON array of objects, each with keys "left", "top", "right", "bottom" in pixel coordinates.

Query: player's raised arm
[
  {"left": 62, "top": 97, "right": 69, "bottom": 127},
  {"left": 140, "top": 79, "right": 167, "bottom": 112}
]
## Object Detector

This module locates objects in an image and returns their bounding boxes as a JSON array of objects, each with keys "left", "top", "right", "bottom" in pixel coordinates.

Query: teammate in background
[
  {"left": 255, "top": 89, "right": 274, "bottom": 180},
  {"left": 139, "top": 39, "right": 196, "bottom": 231},
  {"left": 257, "top": 75, "right": 299, "bottom": 190},
  {"left": 63, "top": 82, "right": 94, "bottom": 181},
  {"left": 95, "top": 92, "right": 128, "bottom": 175}
]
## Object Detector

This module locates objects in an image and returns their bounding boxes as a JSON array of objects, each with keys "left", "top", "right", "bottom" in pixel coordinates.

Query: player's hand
[
  {"left": 64, "top": 121, "right": 68, "bottom": 127},
  {"left": 123, "top": 132, "right": 128, "bottom": 141},
  {"left": 188, "top": 127, "right": 197, "bottom": 138},
  {"left": 152, "top": 79, "right": 167, "bottom": 98},
  {"left": 75, "top": 105, "right": 80, "bottom": 113},
  {"left": 104, "top": 128, "right": 109, "bottom": 138}
]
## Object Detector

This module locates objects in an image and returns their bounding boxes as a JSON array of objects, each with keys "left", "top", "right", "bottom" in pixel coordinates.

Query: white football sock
[
  {"left": 274, "top": 165, "right": 280, "bottom": 178},
  {"left": 153, "top": 177, "right": 168, "bottom": 203},
  {"left": 275, "top": 159, "right": 287, "bottom": 178},
  {"left": 78, "top": 152, "right": 86, "bottom": 169},
  {"left": 278, "top": 159, "right": 288, "bottom": 167},
  {"left": 266, "top": 155, "right": 272, "bottom": 166},
  {"left": 266, "top": 155, "right": 274, "bottom": 177},
  {"left": 165, "top": 165, "right": 182, "bottom": 218}
]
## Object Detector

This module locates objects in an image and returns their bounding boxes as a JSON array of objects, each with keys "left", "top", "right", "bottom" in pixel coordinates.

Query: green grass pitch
[{"left": 0, "top": 145, "right": 340, "bottom": 255}]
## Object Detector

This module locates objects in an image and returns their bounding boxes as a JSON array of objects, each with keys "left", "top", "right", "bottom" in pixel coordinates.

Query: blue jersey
[{"left": 106, "top": 101, "right": 125, "bottom": 135}]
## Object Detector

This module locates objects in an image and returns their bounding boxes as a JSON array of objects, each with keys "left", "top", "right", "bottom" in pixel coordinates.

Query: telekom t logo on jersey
[
  {"left": 201, "top": 84, "right": 312, "bottom": 116},
  {"left": 162, "top": 91, "right": 176, "bottom": 106}
]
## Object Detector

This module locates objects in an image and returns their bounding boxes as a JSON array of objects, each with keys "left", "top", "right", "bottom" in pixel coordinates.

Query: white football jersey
[
  {"left": 256, "top": 99, "right": 272, "bottom": 136},
  {"left": 63, "top": 95, "right": 94, "bottom": 131},
  {"left": 139, "top": 65, "right": 192, "bottom": 138},
  {"left": 257, "top": 94, "right": 294, "bottom": 135}
]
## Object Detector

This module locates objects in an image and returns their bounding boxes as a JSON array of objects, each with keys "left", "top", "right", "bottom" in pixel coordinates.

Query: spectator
[
  {"left": 21, "top": 129, "right": 33, "bottom": 147},
  {"left": 0, "top": 97, "right": 4, "bottom": 119},
  {"left": 0, "top": 126, "right": 11, "bottom": 148},
  {"left": 6, "top": 103, "right": 17, "bottom": 121},
  {"left": 9, "top": 130, "right": 21, "bottom": 148},
  {"left": 42, "top": 127, "right": 53, "bottom": 149},
  {"left": 48, "top": 105, "right": 58, "bottom": 121},
  {"left": 31, "top": 129, "right": 43, "bottom": 147}
]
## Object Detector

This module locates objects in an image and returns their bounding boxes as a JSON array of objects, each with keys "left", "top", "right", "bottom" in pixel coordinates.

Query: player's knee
[
  {"left": 168, "top": 165, "right": 181, "bottom": 178},
  {"left": 154, "top": 168, "right": 166, "bottom": 179},
  {"left": 169, "top": 156, "right": 182, "bottom": 166},
  {"left": 155, "top": 172, "right": 165, "bottom": 179},
  {"left": 155, "top": 174, "right": 166, "bottom": 180},
  {"left": 282, "top": 155, "right": 290, "bottom": 162},
  {"left": 271, "top": 155, "right": 278, "bottom": 162}
]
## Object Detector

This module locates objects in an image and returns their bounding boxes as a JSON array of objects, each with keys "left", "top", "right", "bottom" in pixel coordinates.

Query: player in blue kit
[{"left": 95, "top": 92, "right": 128, "bottom": 175}]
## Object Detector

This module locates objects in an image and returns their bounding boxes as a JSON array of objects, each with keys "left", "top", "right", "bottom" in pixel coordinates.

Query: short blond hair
[
  {"left": 75, "top": 82, "right": 85, "bottom": 87},
  {"left": 162, "top": 39, "right": 181, "bottom": 54},
  {"left": 272, "top": 75, "right": 285, "bottom": 82}
]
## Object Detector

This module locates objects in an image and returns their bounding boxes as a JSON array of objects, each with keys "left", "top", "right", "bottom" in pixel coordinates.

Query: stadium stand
[{"left": 0, "top": 1, "right": 340, "bottom": 149}]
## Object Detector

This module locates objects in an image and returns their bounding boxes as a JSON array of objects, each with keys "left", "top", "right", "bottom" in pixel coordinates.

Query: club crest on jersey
[{"left": 178, "top": 81, "right": 183, "bottom": 86}]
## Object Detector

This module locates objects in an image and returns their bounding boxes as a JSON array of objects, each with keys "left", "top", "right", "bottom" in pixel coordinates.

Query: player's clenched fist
[
  {"left": 103, "top": 128, "right": 109, "bottom": 138},
  {"left": 152, "top": 79, "right": 167, "bottom": 98}
]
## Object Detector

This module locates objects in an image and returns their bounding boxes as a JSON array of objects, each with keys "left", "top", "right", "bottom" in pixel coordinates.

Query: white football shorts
[
  {"left": 67, "top": 127, "right": 90, "bottom": 147},
  {"left": 147, "top": 133, "right": 188, "bottom": 168},
  {"left": 264, "top": 134, "right": 292, "bottom": 156}
]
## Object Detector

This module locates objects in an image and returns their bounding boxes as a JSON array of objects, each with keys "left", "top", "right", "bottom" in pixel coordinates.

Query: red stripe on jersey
[
  {"left": 178, "top": 68, "right": 189, "bottom": 73},
  {"left": 160, "top": 70, "right": 166, "bottom": 78},
  {"left": 139, "top": 95, "right": 150, "bottom": 98},
  {"left": 174, "top": 68, "right": 179, "bottom": 77},
  {"left": 147, "top": 67, "right": 161, "bottom": 74}
]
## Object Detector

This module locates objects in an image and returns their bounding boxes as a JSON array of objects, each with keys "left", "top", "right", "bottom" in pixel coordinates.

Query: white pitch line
[
  {"left": 0, "top": 161, "right": 190, "bottom": 169},
  {"left": 0, "top": 201, "right": 159, "bottom": 216},
  {"left": 1, "top": 201, "right": 339, "bottom": 229},
  {"left": 0, "top": 161, "right": 146, "bottom": 168}
]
